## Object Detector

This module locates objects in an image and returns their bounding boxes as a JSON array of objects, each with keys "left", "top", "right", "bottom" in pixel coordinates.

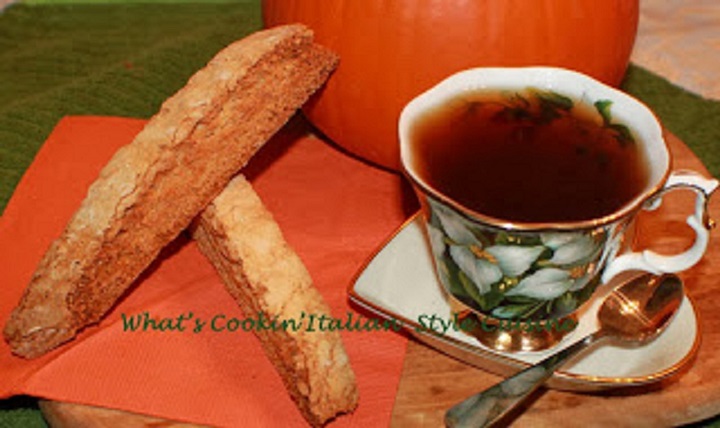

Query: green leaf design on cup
[
  {"left": 533, "top": 89, "right": 574, "bottom": 123},
  {"left": 594, "top": 100, "right": 614, "bottom": 125},
  {"left": 594, "top": 99, "right": 636, "bottom": 146},
  {"left": 491, "top": 303, "right": 539, "bottom": 319}
]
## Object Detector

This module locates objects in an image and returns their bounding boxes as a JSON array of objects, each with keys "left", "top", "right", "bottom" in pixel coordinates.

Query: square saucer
[{"left": 349, "top": 213, "right": 700, "bottom": 391}]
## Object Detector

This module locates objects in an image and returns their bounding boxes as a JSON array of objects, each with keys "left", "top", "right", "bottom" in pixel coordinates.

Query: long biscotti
[
  {"left": 192, "top": 175, "right": 358, "bottom": 427},
  {"left": 4, "top": 24, "right": 339, "bottom": 359}
]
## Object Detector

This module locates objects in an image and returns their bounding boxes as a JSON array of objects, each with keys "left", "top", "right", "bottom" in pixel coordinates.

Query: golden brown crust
[
  {"left": 4, "top": 24, "right": 339, "bottom": 359},
  {"left": 192, "top": 175, "right": 358, "bottom": 427}
]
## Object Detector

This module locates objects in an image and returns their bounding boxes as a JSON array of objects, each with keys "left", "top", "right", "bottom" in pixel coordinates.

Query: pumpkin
[{"left": 262, "top": 0, "right": 639, "bottom": 170}]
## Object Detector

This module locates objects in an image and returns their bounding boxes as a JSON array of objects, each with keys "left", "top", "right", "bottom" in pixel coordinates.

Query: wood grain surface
[{"left": 41, "top": 132, "right": 720, "bottom": 427}]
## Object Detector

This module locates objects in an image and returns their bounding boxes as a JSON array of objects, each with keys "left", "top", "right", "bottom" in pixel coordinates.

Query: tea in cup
[{"left": 399, "top": 67, "right": 718, "bottom": 351}]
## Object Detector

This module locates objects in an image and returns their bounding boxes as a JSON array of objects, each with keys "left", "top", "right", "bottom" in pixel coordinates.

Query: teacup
[{"left": 399, "top": 67, "right": 718, "bottom": 351}]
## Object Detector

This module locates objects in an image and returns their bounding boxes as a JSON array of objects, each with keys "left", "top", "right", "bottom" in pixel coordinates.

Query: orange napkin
[{"left": 0, "top": 116, "right": 412, "bottom": 427}]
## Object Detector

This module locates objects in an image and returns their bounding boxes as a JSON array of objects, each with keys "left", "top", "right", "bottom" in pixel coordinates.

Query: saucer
[{"left": 349, "top": 213, "right": 700, "bottom": 392}]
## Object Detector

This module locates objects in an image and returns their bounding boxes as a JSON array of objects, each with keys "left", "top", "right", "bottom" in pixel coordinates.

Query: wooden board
[
  {"left": 39, "top": 400, "right": 206, "bottom": 428},
  {"left": 41, "top": 132, "right": 720, "bottom": 427}
]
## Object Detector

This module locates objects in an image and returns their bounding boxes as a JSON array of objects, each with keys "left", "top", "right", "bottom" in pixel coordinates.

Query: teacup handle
[{"left": 602, "top": 170, "right": 719, "bottom": 283}]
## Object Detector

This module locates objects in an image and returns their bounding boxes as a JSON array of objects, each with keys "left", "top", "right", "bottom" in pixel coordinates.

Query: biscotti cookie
[
  {"left": 192, "top": 175, "right": 358, "bottom": 427},
  {"left": 4, "top": 24, "right": 339, "bottom": 358}
]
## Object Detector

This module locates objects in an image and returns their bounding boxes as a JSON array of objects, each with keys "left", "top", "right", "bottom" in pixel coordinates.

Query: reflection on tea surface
[{"left": 409, "top": 89, "right": 650, "bottom": 223}]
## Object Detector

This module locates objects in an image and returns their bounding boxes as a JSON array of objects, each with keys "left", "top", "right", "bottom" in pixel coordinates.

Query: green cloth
[
  {"left": 0, "top": 2, "right": 262, "bottom": 212},
  {"left": 621, "top": 65, "right": 720, "bottom": 178},
  {"left": 0, "top": 2, "right": 718, "bottom": 427}
]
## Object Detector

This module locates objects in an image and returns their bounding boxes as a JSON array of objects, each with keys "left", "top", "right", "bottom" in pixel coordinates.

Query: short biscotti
[
  {"left": 4, "top": 24, "right": 339, "bottom": 359},
  {"left": 192, "top": 175, "right": 358, "bottom": 427}
]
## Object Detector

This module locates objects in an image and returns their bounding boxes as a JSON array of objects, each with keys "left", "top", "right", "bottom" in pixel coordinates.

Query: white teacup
[{"left": 399, "top": 67, "right": 717, "bottom": 347}]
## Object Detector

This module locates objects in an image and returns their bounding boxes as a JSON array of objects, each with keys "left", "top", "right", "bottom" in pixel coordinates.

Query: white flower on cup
[
  {"left": 541, "top": 233, "right": 597, "bottom": 266},
  {"left": 485, "top": 245, "right": 545, "bottom": 277},
  {"left": 449, "top": 245, "right": 502, "bottom": 294},
  {"left": 426, "top": 223, "right": 447, "bottom": 258},
  {"left": 505, "top": 268, "right": 574, "bottom": 300},
  {"left": 432, "top": 201, "right": 480, "bottom": 246},
  {"left": 539, "top": 233, "right": 577, "bottom": 249}
]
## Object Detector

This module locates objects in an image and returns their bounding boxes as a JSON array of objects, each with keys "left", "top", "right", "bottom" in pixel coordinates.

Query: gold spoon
[{"left": 445, "top": 273, "right": 684, "bottom": 428}]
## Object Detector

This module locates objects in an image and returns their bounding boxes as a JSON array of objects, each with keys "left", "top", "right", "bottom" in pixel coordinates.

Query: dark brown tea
[{"left": 409, "top": 89, "right": 650, "bottom": 223}]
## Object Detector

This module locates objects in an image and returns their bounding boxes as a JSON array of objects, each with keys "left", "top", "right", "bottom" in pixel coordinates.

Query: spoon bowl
[
  {"left": 598, "top": 273, "right": 684, "bottom": 342},
  {"left": 445, "top": 273, "right": 685, "bottom": 428}
]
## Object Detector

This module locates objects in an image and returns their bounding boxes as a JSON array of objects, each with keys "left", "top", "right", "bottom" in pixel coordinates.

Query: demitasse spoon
[{"left": 445, "top": 273, "right": 684, "bottom": 428}]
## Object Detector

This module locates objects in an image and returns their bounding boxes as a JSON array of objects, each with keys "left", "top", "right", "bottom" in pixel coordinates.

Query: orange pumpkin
[{"left": 263, "top": 0, "right": 639, "bottom": 170}]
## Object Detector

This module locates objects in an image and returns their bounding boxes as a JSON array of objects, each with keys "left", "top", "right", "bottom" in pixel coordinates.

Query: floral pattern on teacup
[{"left": 426, "top": 198, "right": 607, "bottom": 321}]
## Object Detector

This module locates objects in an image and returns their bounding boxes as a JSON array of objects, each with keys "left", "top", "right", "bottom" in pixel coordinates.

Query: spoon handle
[{"left": 445, "top": 331, "right": 603, "bottom": 428}]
